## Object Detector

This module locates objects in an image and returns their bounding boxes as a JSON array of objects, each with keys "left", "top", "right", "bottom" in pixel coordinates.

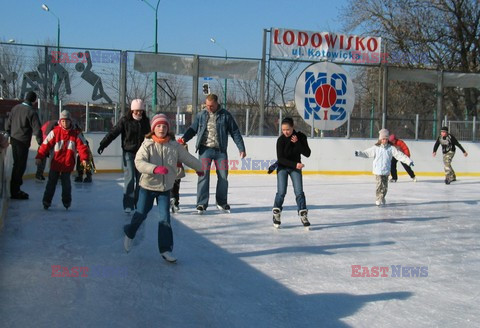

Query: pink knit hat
[
  {"left": 130, "top": 99, "right": 145, "bottom": 111},
  {"left": 150, "top": 113, "right": 169, "bottom": 132}
]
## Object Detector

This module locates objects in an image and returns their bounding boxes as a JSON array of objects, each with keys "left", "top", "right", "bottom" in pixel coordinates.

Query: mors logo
[{"left": 294, "top": 62, "right": 355, "bottom": 131}]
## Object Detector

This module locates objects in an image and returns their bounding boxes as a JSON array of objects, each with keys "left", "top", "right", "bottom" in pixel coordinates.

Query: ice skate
[
  {"left": 161, "top": 251, "right": 177, "bottom": 263},
  {"left": 216, "top": 203, "right": 231, "bottom": 213},
  {"left": 299, "top": 209, "right": 310, "bottom": 230},
  {"left": 381, "top": 197, "right": 386, "bottom": 205},
  {"left": 124, "top": 207, "right": 133, "bottom": 214},
  {"left": 74, "top": 175, "right": 83, "bottom": 183},
  {"left": 83, "top": 175, "right": 92, "bottom": 183},
  {"left": 272, "top": 208, "right": 281, "bottom": 228},
  {"left": 412, "top": 177, "right": 417, "bottom": 182},
  {"left": 63, "top": 202, "right": 71, "bottom": 210},
  {"left": 35, "top": 174, "right": 45, "bottom": 182},
  {"left": 124, "top": 235, "right": 133, "bottom": 253},
  {"left": 389, "top": 178, "right": 397, "bottom": 182},
  {"left": 196, "top": 205, "right": 205, "bottom": 214},
  {"left": 170, "top": 199, "right": 179, "bottom": 213},
  {"left": 375, "top": 200, "right": 381, "bottom": 206},
  {"left": 43, "top": 201, "right": 51, "bottom": 210}
]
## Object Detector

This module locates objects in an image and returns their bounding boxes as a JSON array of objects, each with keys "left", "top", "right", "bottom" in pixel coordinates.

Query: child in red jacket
[
  {"left": 35, "top": 110, "right": 89, "bottom": 210},
  {"left": 389, "top": 134, "right": 416, "bottom": 182}
]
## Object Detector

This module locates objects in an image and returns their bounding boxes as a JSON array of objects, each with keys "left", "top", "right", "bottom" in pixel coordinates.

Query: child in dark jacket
[
  {"left": 35, "top": 110, "right": 89, "bottom": 210},
  {"left": 271, "top": 117, "right": 311, "bottom": 229}
]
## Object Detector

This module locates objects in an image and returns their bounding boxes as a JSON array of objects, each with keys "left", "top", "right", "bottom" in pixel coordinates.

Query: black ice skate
[
  {"left": 299, "top": 209, "right": 310, "bottom": 230},
  {"left": 196, "top": 205, "right": 205, "bottom": 214},
  {"left": 272, "top": 208, "right": 281, "bottom": 228}
]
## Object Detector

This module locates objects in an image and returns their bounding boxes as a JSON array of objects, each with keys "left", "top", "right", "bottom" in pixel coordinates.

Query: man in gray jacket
[
  {"left": 5, "top": 91, "right": 42, "bottom": 199},
  {"left": 180, "top": 94, "right": 246, "bottom": 214}
]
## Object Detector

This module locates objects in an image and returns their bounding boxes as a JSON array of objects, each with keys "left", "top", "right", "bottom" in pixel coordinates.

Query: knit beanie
[
  {"left": 131, "top": 99, "right": 145, "bottom": 111},
  {"left": 60, "top": 110, "right": 71, "bottom": 121},
  {"left": 150, "top": 113, "right": 169, "bottom": 132},
  {"left": 441, "top": 126, "right": 448, "bottom": 132},
  {"left": 378, "top": 128, "right": 389, "bottom": 140}
]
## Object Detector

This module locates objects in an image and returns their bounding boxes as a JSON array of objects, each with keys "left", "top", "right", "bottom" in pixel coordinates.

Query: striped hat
[{"left": 150, "top": 113, "right": 169, "bottom": 132}]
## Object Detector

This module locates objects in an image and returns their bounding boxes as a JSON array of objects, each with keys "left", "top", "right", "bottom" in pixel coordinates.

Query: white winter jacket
[
  {"left": 135, "top": 138, "right": 203, "bottom": 192},
  {"left": 357, "top": 143, "right": 412, "bottom": 176}
]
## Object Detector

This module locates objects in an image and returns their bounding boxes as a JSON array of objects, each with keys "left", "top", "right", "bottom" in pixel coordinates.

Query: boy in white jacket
[{"left": 355, "top": 129, "right": 413, "bottom": 206}]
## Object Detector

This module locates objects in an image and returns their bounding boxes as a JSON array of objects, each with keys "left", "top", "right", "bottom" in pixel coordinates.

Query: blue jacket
[{"left": 182, "top": 108, "right": 246, "bottom": 154}]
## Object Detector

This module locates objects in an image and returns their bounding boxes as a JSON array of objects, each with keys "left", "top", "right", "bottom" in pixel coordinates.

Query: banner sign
[
  {"left": 271, "top": 27, "right": 382, "bottom": 64},
  {"left": 294, "top": 62, "right": 355, "bottom": 130}
]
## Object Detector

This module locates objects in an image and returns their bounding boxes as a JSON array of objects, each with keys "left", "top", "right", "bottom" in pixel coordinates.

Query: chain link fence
[{"left": 1, "top": 42, "right": 477, "bottom": 141}]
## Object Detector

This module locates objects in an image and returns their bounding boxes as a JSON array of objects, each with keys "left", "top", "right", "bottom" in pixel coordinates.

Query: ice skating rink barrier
[{"left": 1, "top": 133, "right": 479, "bottom": 229}]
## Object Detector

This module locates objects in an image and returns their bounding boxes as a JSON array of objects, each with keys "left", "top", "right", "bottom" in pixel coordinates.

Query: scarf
[{"left": 152, "top": 135, "right": 170, "bottom": 144}]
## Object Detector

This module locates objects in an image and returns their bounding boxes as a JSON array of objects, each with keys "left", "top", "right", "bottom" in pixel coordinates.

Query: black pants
[
  {"left": 10, "top": 138, "right": 30, "bottom": 195},
  {"left": 390, "top": 158, "right": 415, "bottom": 180},
  {"left": 170, "top": 179, "right": 181, "bottom": 206},
  {"left": 43, "top": 170, "right": 72, "bottom": 206}
]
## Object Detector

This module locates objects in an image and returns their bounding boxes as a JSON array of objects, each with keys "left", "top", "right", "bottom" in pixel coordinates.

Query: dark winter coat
[
  {"left": 99, "top": 115, "right": 150, "bottom": 153},
  {"left": 433, "top": 134, "right": 466, "bottom": 154},
  {"left": 276, "top": 130, "right": 311, "bottom": 170},
  {"left": 5, "top": 102, "right": 42, "bottom": 146}
]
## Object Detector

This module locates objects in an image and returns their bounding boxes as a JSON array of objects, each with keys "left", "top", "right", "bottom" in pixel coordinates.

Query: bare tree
[{"left": 341, "top": 0, "right": 480, "bottom": 119}]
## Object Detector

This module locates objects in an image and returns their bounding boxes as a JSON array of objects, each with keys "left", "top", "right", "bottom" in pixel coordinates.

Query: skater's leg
[
  {"left": 390, "top": 158, "right": 398, "bottom": 181},
  {"left": 43, "top": 170, "right": 60, "bottom": 205},
  {"left": 290, "top": 169, "right": 306, "bottom": 213},
  {"left": 60, "top": 172, "right": 72, "bottom": 207},
  {"left": 401, "top": 162, "right": 416, "bottom": 179},
  {"left": 156, "top": 190, "right": 173, "bottom": 254},
  {"left": 197, "top": 146, "right": 214, "bottom": 208},
  {"left": 214, "top": 150, "right": 229, "bottom": 206},
  {"left": 443, "top": 151, "right": 455, "bottom": 182},
  {"left": 124, "top": 187, "right": 156, "bottom": 239},
  {"left": 122, "top": 151, "right": 136, "bottom": 210},
  {"left": 274, "top": 169, "right": 289, "bottom": 211}
]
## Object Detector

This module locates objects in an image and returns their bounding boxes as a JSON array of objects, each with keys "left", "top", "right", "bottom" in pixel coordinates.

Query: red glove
[
  {"left": 177, "top": 138, "right": 185, "bottom": 145},
  {"left": 153, "top": 166, "right": 168, "bottom": 175},
  {"left": 196, "top": 171, "right": 205, "bottom": 177}
]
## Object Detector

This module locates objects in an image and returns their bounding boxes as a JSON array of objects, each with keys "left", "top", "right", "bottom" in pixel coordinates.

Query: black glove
[
  {"left": 97, "top": 146, "right": 104, "bottom": 155},
  {"left": 355, "top": 151, "right": 359, "bottom": 156},
  {"left": 267, "top": 161, "right": 278, "bottom": 174}
]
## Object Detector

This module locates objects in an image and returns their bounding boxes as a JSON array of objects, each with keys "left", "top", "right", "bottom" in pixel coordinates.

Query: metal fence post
[
  {"left": 85, "top": 102, "right": 90, "bottom": 132},
  {"left": 278, "top": 108, "right": 282, "bottom": 136},
  {"left": 415, "top": 114, "right": 419, "bottom": 140},
  {"left": 472, "top": 116, "right": 476, "bottom": 142},
  {"left": 310, "top": 111, "right": 314, "bottom": 138},
  {"left": 346, "top": 115, "right": 351, "bottom": 139},
  {"left": 245, "top": 108, "right": 249, "bottom": 136}
]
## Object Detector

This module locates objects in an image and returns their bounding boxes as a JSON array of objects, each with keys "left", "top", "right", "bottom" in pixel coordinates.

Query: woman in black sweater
[{"left": 272, "top": 117, "right": 311, "bottom": 228}]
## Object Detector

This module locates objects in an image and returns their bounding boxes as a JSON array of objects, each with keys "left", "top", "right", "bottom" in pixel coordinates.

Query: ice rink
[{"left": 0, "top": 173, "right": 479, "bottom": 327}]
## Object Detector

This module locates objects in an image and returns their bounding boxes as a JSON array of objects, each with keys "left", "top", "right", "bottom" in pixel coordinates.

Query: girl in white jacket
[
  {"left": 355, "top": 129, "right": 413, "bottom": 206},
  {"left": 123, "top": 114, "right": 204, "bottom": 263}
]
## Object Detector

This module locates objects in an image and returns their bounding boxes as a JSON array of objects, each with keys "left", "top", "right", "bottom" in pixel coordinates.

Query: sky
[{"left": 1, "top": 0, "right": 350, "bottom": 59}]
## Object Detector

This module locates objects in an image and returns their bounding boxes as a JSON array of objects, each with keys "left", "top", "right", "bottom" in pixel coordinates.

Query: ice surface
[{"left": 0, "top": 173, "right": 479, "bottom": 327}]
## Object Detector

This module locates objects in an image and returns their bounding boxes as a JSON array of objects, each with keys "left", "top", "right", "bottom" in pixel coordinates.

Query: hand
[
  {"left": 355, "top": 151, "right": 359, "bottom": 156},
  {"left": 410, "top": 162, "right": 414, "bottom": 167},
  {"left": 464, "top": 152, "right": 468, "bottom": 157},
  {"left": 153, "top": 166, "right": 168, "bottom": 175},
  {"left": 177, "top": 138, "right": 185, "bottom": 145},
  {"left": 97, "top": 146, "right": 104, "bottom": 155},
  {"left": 196, "top": 171, "right": 205, "bottom": 177},
  {"left": 296, "top": 163, "right": 304, "bottom": 170},
  {"left": 432, "top": 152, "right": 436, "bottom": 157},
  {"left": 239, "top": 151, "right": 246, "bottom": 159},
  {"left": 291, "top": 135, "right": 298, "bottom": 143}
]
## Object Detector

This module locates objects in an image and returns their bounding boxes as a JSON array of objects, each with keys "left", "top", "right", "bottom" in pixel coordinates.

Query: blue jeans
[
  {"left": 273, "top": 168, "right": 306, "bottom": 213},
  {"left": 124, "top": 187, "right": 173, "bottom": 254},
  {"left": 123, "top": 151, "right": 141, "bottom": 210},
  {"left": 43, "top": 170, "right": 72, "bottom": 206},
  {"left": 197, "top": 146, "right": 229, "bottom": 208}
]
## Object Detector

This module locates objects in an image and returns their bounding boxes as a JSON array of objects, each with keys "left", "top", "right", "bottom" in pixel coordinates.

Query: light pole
[
  {"left": 210, "top": 38, "right": 228, "bottom": 108},
  {"left": 41, "top": 3, "right": 60, "bottom": 106},
  {"left": 141, "top": 0, "right": 161, "bottom": 112}
]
